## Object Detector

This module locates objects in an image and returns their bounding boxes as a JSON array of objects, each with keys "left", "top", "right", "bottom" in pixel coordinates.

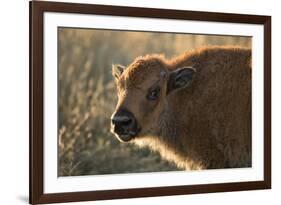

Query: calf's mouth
[{"left": 111, "top": 127, "right": 141, "bottom": 142}]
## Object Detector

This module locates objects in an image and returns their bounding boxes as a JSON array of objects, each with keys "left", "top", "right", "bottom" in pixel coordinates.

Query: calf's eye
[{"left": 147, "top": 87, "right": 160, "bottom": 101}]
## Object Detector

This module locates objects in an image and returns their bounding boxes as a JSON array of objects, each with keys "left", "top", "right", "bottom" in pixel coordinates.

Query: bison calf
[{"left": 111, "top": 46, "right": 251, "bottom": 170}]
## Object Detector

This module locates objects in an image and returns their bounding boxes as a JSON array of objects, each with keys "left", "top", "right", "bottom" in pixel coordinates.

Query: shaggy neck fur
[{"left": 134, "top": 101, "right": 204, "bottom": 170}]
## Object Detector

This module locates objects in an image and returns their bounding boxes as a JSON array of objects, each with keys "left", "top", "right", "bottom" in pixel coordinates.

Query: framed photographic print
[{"left": 29, "top": 0, "right": 271, "bottom": 204}]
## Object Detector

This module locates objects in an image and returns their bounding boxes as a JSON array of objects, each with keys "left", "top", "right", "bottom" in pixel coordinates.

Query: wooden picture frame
[{"left": 30, "top": 0, "right": 271, "bottom": 204}]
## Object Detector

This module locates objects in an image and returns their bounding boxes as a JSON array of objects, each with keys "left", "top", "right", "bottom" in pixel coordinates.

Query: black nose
[
  {"left": 112, "top": 115, "right": 132, "bottom": 128},
  {"left": 111, "top": 109, "right": 137, "bottom": 136}
]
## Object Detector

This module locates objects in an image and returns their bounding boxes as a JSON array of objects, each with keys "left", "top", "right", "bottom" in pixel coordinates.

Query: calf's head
[{"left": 110, "top": 56, "right": 195, "bottom": 142}]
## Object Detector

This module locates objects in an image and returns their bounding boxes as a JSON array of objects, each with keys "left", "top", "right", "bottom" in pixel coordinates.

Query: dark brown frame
[{"left": 30, "top": 0, "right": 271, "bottom": 204}]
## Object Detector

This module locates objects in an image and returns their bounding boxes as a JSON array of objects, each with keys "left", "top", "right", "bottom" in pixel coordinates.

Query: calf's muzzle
[{"left": 111, "top": 108, "right": 139, "bottom": 142}]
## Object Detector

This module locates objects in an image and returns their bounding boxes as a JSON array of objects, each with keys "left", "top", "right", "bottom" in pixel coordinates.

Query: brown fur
[{"left": 113, "top": 46, "right": 252, "bottom": 170}]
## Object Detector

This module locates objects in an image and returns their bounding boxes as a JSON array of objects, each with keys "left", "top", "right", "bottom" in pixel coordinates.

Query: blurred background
[{"left": 58, "top": 28, "right": 251, "bottom": 176}]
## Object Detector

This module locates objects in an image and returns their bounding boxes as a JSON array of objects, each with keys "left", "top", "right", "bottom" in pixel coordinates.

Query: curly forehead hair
[{"left": 121, "top": 55, "right": 168, "bottom": 87}]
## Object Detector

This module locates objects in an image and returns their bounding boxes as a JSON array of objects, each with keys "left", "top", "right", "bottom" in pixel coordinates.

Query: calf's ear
[
  {"left": 167, "top": 66, "right": 196, "bottom": 94},
  {"left": 112, "top": 64, "right": 126, "bottom": 80}
]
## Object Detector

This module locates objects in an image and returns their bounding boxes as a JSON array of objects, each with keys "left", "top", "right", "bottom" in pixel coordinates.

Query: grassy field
[{"left": 58, "top": 28, "right": 251, "bottom": 176}]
